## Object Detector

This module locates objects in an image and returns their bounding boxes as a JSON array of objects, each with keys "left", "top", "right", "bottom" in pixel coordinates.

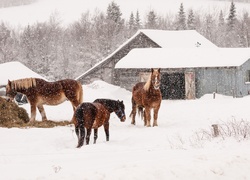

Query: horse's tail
[
  {"left": 137, "top": 106, "right": 144, "bottom": 120},
  {"left": 74, "top": 104, "right": 85, "bottom": 148},
  {"left": 129, "top": 97, "right": 136, "bottom": 118}
]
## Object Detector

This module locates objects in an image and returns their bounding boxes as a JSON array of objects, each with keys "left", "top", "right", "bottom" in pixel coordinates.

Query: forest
[{"left": 0, "top": 1, "right": 249, "bottom": 80}]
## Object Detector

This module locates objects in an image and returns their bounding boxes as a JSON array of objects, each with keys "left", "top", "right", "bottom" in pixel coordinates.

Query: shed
[
  {"left": 114, "top": 48, "right": 250, "bottom": 99},
  {"left": 75, "top": 29, "right": 217, "bottom": 84}
]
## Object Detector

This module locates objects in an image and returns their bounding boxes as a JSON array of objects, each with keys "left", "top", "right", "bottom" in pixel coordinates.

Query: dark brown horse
[
  {"left": 73, "top": 98, "right": 126, "bottom": 148},
  {"left": 130, "top": 68, "right": 162, "bottom": 127},
  {"left": 6, "top": 78, "right": 83, "bottom": 122}
]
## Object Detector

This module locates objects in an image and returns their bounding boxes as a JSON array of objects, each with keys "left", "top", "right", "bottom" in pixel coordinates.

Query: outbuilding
[
  {"left": 75, "top": 29, "right": 217, "bottom": 84},
  {"left": 114, "top": 48, "right": 250, "bottom": 99}
]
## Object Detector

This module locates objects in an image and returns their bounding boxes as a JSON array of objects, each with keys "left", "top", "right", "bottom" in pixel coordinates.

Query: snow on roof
[
  {"left": 140, "top": 29, "right": 218, "bottom": 48},
  {"left": 75, "top": 29, "right": 217, "bottom": 80},
  {"left": 0, "top": 61, "right": 45, "bottom": 85},
  {"left": 115, "top": 48, "right": 250, "bottom": 69}
]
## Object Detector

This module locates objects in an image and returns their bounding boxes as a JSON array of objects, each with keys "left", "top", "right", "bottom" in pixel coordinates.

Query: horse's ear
[
  {"left": 8, "top": 80, "right": 11, "bottom": 86},
  {"left": 151, "top": 68, "right": 154, "bottom": 73},
  {"left": 158, "top": 68, "right": 161, "bottom": 73}
]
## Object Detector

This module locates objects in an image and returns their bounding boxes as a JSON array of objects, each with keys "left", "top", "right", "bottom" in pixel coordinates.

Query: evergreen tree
[
  {"left": 218, "top": 10, "right": 225, "bottom": 28},
  {"left": 177, "top": 3, "right": 186, "bottom": 30},
  {"left": 129, "top": 12, "right": 135, "bottom": 30},
  {"left": 135, "top": 10, "right": 141, "bottom": 29},
  {"left": 145, "top": 10, "right": 157, "bottom": 29},
  {"left": 21, "top": 25, "right": 35, "bottom": 65},
  {"left": 225, "top": 1, "right": 238, "bottom": 47},
  {"left": 106, "top": 1, "right": 123, "bottom": 25},
  {"left": 216, "top": 10, "right": 227, "bottom": 47},
  {"left": 227, "top": 1, "right": 237, "bottom": 31},
  {"left": 187, "top": 9, "right": 195, "bottom": 30},
  {"left": 105, "top": 1, "right": 124, "bottom": 52},
  {"left": 238, "top": 12, "right": 250, "bottom": 47},
  {"left": 203, "top": 14, "right": 216, "bottom": 43}
]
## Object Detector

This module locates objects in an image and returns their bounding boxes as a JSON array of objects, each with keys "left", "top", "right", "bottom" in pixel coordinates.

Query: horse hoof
[
  {"left": 146, "top": 124, "right": 151, "bottom": 127},
  {"left": 76, "top": 145, "right": 82, "bottom": 148}
]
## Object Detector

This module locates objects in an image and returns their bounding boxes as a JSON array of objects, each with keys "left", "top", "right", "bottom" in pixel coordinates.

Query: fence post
[{"left": 212, "top": 124, "right": 219, "bottom": 137}]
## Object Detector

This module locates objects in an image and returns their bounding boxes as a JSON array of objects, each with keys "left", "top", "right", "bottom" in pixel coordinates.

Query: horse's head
[
  {"left": 114, "top": 100, "right": 126, "bottom": 122},
  {"left": 151, "top": 68, "right": 161, "bottom": 90},
  {"left": 5, "top": 80, "right": 17, "bottom": 101}
]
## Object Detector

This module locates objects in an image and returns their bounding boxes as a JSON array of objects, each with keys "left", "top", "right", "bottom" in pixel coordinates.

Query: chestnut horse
[
  {"left": 73, "top": 99, "right": 126, "bottom": 148},
  {"left": 6, "top": 78, "right": 83, "bottom": 122},
  {"left": 130, "top": 68, "right": 162, "bottom": 127}
]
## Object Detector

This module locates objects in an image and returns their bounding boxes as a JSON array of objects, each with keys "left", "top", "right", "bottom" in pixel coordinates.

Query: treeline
[
  {"left": 0, "top": 1, "right": 249, "bottom": 80},
  {"left": 0, "top": 0, "right": 37, "bottom": 8}
]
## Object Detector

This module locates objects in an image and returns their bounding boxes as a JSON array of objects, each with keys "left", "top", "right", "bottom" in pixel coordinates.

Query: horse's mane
[
  {"left": 11, "top": 78, "right": 36, "bottom": 90},
  {"left": 143, "top": 73, "right": 152, "bottom": 92}
]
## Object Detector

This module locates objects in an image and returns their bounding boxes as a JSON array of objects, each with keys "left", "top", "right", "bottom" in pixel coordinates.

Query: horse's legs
[
  {"left": 143, "top": 110, "right": 147, "bottom": 126},
  {"left": 94, "top": 129, "right": 98, "bottom": 144},
  {"left": 130, "top": 98, "right": 137, "bottom": 125},
  {"left": 37, "top": 104, "right": 47, "bottom": 121},
  {"left": 86, "top": 128, "right": 92, "bottom": 145},
  {"left": 30, "top": 104, "right": 37, "bottom": 122},
  {"left": 144, "top": 107, "right": 151, "bottom": 127},
  {"left": 69, "top": 102, "right": 78, "bottom": 123},
  {"left": 75, "top": 125, "right": 79, "bottom": 139},
  {"left": 153, "top": 107, "right": 160, "bottom": 127},
  {"left": 104, "top": 122, "right": 110, "bottom": 141},
  {"left": 76, "top": 123, "right": 85, "bottom": 148}
]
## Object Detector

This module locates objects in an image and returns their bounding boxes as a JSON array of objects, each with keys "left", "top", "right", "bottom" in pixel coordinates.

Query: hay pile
[
  {"left": 0, "top": 97, "right": 72, "bottom": 128},
  {"left": 0, "top": 96, "right": 29, "bottom": 127}
]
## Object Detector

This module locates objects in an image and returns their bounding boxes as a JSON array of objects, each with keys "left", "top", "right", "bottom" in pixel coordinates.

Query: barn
[
  {"left": 75, "top": 29, "right": 217, "bottom": 84},
  {"left": 114, "top": 48, "right": 250, "bottom": 99}
]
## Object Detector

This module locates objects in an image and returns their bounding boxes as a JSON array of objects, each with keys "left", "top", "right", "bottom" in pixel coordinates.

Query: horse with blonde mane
[
  {"left": 6, "top": 78, "right": 83, "bottom": 122},
  {"left": 130, "top": 68, "right": 162, "bottom": 127}
]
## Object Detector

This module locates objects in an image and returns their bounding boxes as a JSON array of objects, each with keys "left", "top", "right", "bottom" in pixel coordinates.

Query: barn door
[{"left": 185, "top": 71, "right": 195, "bottom": 99}]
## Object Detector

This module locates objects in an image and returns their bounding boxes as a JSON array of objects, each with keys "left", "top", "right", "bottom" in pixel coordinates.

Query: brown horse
[
  {"left": 73, "top": 99, "right": 126, "bottom": 148},
  {"left": 130, "top": 68, "right": 162, "bottom": 127},
  {"left": 6, "top": 78, "right": 83, "bottom": 122}
]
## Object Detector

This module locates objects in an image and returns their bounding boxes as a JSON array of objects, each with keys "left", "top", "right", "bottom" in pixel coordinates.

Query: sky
[
  {"left": 1, "top": 0, "right": 250, "bottom": 28},
  {"left": 1, "top": 62, "right": 250, "bottom": 179}
]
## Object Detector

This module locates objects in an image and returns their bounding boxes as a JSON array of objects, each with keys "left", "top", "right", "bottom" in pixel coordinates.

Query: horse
[
  {"left": 130, "top": 68, "right": 162, "bottom": 127},
  {"left": 5, "top": 78, "right": 83, "bottom": 122},
  {"left": 73, "top": 98, "right": 126, "bottom": 148}
]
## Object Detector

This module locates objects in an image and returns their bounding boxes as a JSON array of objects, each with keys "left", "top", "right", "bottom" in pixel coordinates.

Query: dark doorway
[{"left": 161, "top": 73, "right": 185, "bottom": 99}]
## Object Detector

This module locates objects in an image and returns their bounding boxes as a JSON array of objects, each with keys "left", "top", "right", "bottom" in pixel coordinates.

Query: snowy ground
[{"left": 1, "top": 80, "right": 250, "bottom": 179}]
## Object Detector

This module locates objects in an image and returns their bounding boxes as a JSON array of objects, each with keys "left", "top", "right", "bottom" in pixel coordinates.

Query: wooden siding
[
  {"left": 77, "top": 32, "right": 160, "bottom": 84},
  {"left": 115, "top": 65, "right": 250, "bottom": 99}
]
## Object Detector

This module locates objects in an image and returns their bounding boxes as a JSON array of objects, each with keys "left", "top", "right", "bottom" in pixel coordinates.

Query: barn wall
[
  {"left": 195, "top": 67, "right": 239, "bottom": 98},
  {"left": 114, "top": 68, "right": 147, "bottom": 91},
  {"left": 115, "top": 67, "right": 250, "bottom": 99},
  {"left": 237, "top": 59, "right": 250, "bottom": 96},
  {"left": 78, "top": 32, "right": 160, "bottom": 85},
  {"left": 114, "top": 68, "right": 187, "bottom": 99}
]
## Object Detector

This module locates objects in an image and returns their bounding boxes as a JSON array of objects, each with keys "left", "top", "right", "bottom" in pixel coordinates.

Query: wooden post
[
  {"left": 212, "top": 124, "right": 219, "bottom": 137},
  {"left": 213, "top": 92, "right": 216, "bottom": 99}
]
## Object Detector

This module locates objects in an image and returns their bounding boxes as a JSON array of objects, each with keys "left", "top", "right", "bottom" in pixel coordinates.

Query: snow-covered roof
[
  {"left": 115, "top": 48, "right": 250, "bottom": 69},
  {"left": 0, "top": 61, "right": 45, "bottom": 85},
  {"left": 140, "top": 29, "right": 218, "bottom": 48},
  {"left": 75, "top": 29, "right": 217, "bottom": 80}
]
